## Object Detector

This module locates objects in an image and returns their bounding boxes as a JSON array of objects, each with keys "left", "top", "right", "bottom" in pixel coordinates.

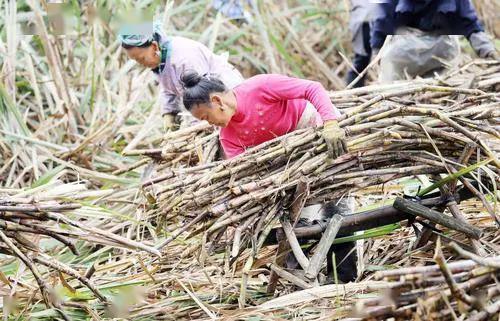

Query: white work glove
[
  {"left": 322, "top": 120, "right": 348, "bottom": 159},
  {"left": 163, "top": 114, "right": 178, "bottom": 132},
  {"left": 468, "top": 32, "right": 497, "bottom": 59}
]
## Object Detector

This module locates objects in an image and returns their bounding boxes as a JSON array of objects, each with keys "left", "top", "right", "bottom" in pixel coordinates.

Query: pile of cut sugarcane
[
  {"left": 124, "top": 60, "right": 500, "bottom": 174},
  {"left": 0, "top": 190, "right": 160, "bottom": 321},
  {"left": 122, "top": 122, "right": 219, "bottom": 172},
  {"left": 352, "top": 240, "right": 500, "bottom": 321},
  {"left": 144, "top": 61, "right": 500, "bottom": 255}
]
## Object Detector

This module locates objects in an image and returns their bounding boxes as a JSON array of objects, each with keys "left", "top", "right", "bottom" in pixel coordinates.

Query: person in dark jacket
[
  {"left": 371, "top": 0, "right": 497, "bottom": 57},
  {"left": 370, "top": 0, "right": 498, "bottom": 82}
]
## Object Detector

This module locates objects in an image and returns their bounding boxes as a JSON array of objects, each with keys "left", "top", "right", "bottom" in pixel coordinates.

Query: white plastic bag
[{"left": 379, "top": 27, "right": 460, "bottom": 83}]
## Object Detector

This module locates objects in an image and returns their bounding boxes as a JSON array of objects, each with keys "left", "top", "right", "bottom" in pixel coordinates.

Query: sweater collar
[
  {"left": 230, "top": 109, "right": 245, "bottom": 123},
  {"left": 229, "top": 88, "right": 245, "bottom": 123},
  {"left": 152, "top": 38, "right": 171, "bottom": 74}
]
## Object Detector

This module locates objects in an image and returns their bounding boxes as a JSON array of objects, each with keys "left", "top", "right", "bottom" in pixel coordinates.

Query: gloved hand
[
  {"left": 322, "top": 120, "right": 348, "bottom": 159},
  {"left": 468, "top": 32, "right": 497, "bottom": 59},
  {"left": 163, "top": 113, "right": 178, "bottom": 132},
  {"left": 486, "top": 51, "right": 499, "bottom": 60}
]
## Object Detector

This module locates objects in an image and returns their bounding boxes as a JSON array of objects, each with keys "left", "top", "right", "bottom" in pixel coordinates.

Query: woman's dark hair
[
  {"left": 121, "top": 41, "right": 152, "bottom": 49},
  {"left": 181, "top": 71, "right": 227, "bottom": 111},
  {"left": 120, "top": 32, "right": 161, "bottom": 49}
]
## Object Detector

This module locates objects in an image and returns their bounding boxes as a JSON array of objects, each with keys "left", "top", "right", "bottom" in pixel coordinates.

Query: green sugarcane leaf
[
  {"left": 269, "top": 33, "right": 305, "bottom": 78},
  {"left": 332, "top": 223, "right": 401, "bottom": 244},
  {"left": 0, "top": 83, "right": 30, "bottom": 136},
  {"left": 417, "top": 157, "right": 493, "bottom": 197},
  {"left": 30, "top": 165, "right": 66, "bottom": 188}
]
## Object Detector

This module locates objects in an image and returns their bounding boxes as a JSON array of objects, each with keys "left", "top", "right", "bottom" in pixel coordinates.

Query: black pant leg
[
  {"left": 327, "top": 240, "right": 357, "bottom": 283},
  {"left": 346, "top": 22, "right": 372, "bottom": 88},
  {"left": 346, "top": 54, "right": 371, "bottom": 87}
]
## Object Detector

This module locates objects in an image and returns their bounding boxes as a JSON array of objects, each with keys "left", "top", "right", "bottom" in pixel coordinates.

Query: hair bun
[{"left": 181, "top": 71, "right": 202, "bottom": 88}]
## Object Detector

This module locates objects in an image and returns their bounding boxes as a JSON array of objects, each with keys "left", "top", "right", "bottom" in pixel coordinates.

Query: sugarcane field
[{"left": 1, "top": 0, "right": 500, "bottom": 320}]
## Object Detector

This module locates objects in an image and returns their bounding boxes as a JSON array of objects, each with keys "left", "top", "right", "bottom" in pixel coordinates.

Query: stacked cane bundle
[
  {"left": 352, "top": 241, "right": 500, "bottom": 321},
  {"left": 121, "top": 61, "right": 500, "bottom": 178},
  {"left": 121, "top": 122, "right": 219, "bottom": 174},
  {"left": 145, "top": 62, "right": 499, "bottom": 255},
  {"left": 0, "top": 191, "right": 160, "bottom": 320}
]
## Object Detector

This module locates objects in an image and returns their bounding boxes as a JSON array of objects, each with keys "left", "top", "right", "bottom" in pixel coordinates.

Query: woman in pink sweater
[{"left": 181, "top": 71, "right": 348, "bottom": 159}]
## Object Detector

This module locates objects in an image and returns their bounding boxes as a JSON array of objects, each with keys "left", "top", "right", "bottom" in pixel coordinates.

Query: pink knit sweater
[{"left": 220, "top": 74, "right": 339, "bottom": 158}]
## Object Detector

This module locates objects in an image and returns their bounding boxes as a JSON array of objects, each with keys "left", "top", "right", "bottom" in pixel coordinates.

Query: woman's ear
[
  {"left": 211, "top": 94, "right": 224, "bottom": 109},
  {"left": 151, "top": 41, "right": 159, "bottom": 51}
]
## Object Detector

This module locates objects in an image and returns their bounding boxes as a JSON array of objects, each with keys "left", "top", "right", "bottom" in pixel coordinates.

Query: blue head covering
[{"left": 118, "top": 21, "right": 166, "bottom": 47}]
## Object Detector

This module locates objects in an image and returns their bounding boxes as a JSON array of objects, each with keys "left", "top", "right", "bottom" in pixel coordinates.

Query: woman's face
[
  {"left": 125, "top": 42, "right": 160, "bottom": 69},
  {"left": 190, "top": 96, "right": 234, "bottom": 128}
]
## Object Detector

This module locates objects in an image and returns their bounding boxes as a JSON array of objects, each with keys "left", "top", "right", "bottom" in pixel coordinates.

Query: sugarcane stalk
[
  {"left": 32, "top": 255, "right": 107, "bottom": 302},
  {"left": 375, "top": 260, "right": 479, "bottom": 279},
  {"left": 1, "top": 220, "right": 80, "bottom": 255},
  {"left": 208, "top": 206, "right": 263, "bottom": 234},
  {"left": 230, "top": 213, "right": 259, "bottom": 259},
  {"left": 449, "top": 242, "right": 500, "bottom": 269},
  {"left": 434, "top": 237, "right": 478, "bottom": 307},
  {"left": 112, "top": 158, "right": 149, "bottom": 175},
  {"left": 268, "top": 263, "right": 312, "bottom": 289},
  {"left": 465, "top": 301, "right": 500, "bottom": 321},
  {"left": 141, "top": 171, "right": 175, "bottom": 187},
  {"left": 0, "top": 203, "right": 81, "bottom": 212},
  {"left": 290, "top": 178, "right": 310, "bottom": 226},
  {"left": 155, "top": 211, "right": 209, "bottom": 250},
  {"left": 0, "top": 230, "right": 64, "bottom": 318},
  {"left": 41, "top": 211, "right": 161, "bottom": 256},
  {"left": 280, "top": 218, "right": 309, "bottom": 271},
  {"left": 393, "top": 197, "right": 482, "bottom": 239},
  {"left": 266, "top": 226, "right": 289, "bottom": 293},
  {"left": 304, "top": 214, "right": 343, "bottom": 280}
]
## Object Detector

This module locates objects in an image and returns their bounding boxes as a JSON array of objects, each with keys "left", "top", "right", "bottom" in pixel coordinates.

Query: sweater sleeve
[
  {"left": 458, "top": 0, "right": 485, "bottom": 38},
  {"left": 261, "top": 74, "right": 339, "bottom": 122},
  {"left": 158, "top": 85, "right": 181, "bottom": 115}
]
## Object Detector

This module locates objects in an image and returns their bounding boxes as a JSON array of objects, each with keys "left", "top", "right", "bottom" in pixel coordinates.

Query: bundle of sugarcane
[
  {"left": 331, "top": 60, "right": 500, "bottom": 112},
  {"left": 351, "top": 240, "right": 500, "bottom": 321},
  {"left": 117, "top": 60, "right": 500, "bottom": 177},
  {"left": 118, "top": 122, "right": 218, "bottom": 175},
  {"left": 146, "top": 78, "right": 499, "bottom": 253},
  {"left": 0, "top": 194, "right": 160, "bottom": 321}
]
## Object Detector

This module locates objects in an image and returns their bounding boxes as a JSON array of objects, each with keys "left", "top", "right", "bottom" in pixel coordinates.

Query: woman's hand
[
  {"left": 322, "top": 120, "right": 348, "bottom": 158},
  {"left": 163, "top": 114, "right": 178, "bottom": 132}
]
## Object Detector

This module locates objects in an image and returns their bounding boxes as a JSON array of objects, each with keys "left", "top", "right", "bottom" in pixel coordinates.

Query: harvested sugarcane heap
[
  {"left": 142, "top": 66, "right": 500, "bottom": 246},
  {"left": 129, "top": 60, "right": 500, "bottom": 319},
  {"left": 1, "top": 1, "right": 500, "bottom": 320}
]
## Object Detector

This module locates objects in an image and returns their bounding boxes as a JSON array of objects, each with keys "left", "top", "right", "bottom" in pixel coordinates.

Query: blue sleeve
[
  {"left": 370, "top": 2, "right": 397, "bottom": 50},
  {"left": 458, "top": 0, "right": 484, "bottom": 37}
]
